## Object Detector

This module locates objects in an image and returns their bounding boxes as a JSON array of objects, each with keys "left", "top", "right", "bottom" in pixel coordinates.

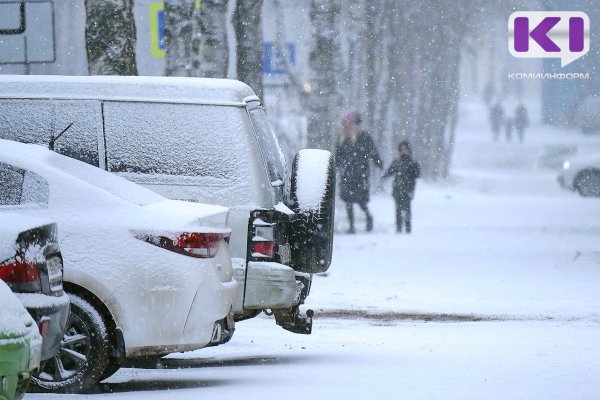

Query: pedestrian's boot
[
  {"left": 347, "top": 210, "right": 355, "bottom": 234},
  {"left": 366, "top": 212, "right": 373, "bottom": 232}
]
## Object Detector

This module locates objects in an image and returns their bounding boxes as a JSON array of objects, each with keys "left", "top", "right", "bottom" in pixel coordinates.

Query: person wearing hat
[
  {"left": 335, "top": 109, "right": 383, "bottom": 233},
  {"left": 382, "top": 140, "right": 421, "bottom": 233}
]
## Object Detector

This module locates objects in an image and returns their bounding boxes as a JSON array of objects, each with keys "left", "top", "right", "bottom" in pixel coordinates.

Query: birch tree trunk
[
  {"left": 307, "top": 0, "right": 342, "bottom": 151},
  {"left": 232, "top": 0, "right": 264, "bottom": 99},
  {"left": 164, "top": 0, "right": 196, "bottom": 77},
  {"left": 362, "top": 0, "right": 383, "bottom": 135},
  {"left": 339, "top": 0, "right": 365, "bottom": 110},
  {"left": 408, "top": 0, "right": 480, "bottom": 179},
  {"left": 197, "top": 0, "right": 229, "bottom": 78},
  {"left": 84, "top": 0, "right": 137, "bottom": 75}
]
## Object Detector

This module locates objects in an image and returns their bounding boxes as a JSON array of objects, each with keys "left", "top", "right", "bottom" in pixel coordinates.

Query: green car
[{"left": 0, "top": 281, "right": 42, "bottom": 400}]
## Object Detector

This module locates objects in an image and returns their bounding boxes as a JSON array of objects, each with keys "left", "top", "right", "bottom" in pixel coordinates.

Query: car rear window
[{"left": 0, "top": 162, "right": 49, "bottom": 208}]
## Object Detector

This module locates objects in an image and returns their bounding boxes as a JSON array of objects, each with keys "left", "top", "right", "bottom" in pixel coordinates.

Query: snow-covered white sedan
[{"left": 0, "top": 139, "right": 237, "bottom": 393}]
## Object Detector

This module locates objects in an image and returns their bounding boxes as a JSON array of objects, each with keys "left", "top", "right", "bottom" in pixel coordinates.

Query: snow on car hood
[{"left": 0, "top": 213, "right": 54, "bottom": 263}]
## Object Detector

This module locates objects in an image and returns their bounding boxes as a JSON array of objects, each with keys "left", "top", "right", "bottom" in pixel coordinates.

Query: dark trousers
[
  {"left": 394, "top": 193, "right": 412, "bottom": 233},
  {"left": 346, "top": 201, "right": 373, "bottom": 232}
]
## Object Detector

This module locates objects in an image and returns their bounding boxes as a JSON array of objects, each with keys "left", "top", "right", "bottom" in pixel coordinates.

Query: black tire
[
  {"left": 576, "top": 170, "right": 600, "bottom": 197},
  {"left": 98, "top": 357, "right": 122, "bottom": 381},
  {"left": 289, "top": 149, "right": 336, "bottom": 274},
  {"left": 29, "top": 293, "right": 111, "bottom": 393}
]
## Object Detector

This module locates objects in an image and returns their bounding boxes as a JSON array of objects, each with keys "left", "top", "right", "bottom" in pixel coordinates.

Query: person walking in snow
[
  {"left": 335, "top": 109, "right": 383, "bottom": 234},
  {"left": 505, "top": 116, "right": 514, "bottom": 142},
  {"left": 490, "top": 101, "right": 505, "bottom": 142},
  {"left": 382, "top": 140, "right": 420, "bottom": 233},
  {"left": 514, "top": 103, "right": 529, "bottom": 143}
]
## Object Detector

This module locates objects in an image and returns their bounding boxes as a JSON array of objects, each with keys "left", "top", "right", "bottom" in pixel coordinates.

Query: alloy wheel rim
[{"left": 34, "top": 312, "right": 91, "bottom": 383}]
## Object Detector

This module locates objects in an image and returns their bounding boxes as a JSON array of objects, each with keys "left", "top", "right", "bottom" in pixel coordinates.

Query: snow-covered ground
[{"left": 25, "top": 100, "right": 600, "bottom": 399}]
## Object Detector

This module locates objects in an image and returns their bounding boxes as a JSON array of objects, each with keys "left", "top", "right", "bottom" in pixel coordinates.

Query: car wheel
[
  {"left": 98, "top": 357, "right": 122, "bottom": 381},
  {"left": 576, "top": 170, "right": 600, "bottom": 197},
  {"left": 29, "top": 293, "right": 110, "bottom": 393}
]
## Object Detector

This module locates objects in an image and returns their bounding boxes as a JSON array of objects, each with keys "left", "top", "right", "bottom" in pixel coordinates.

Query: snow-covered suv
[{"left": 0, "top": 75, "right": 335, "bottom": 334}]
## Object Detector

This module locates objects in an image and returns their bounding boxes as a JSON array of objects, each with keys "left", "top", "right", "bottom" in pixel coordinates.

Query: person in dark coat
[
  {"left": 514, "top": 103, "right": 529, "bottom": 143},
  {"left": 505, "top": 116, "right": 514, "bottom": 142},
  {"left": 382, "top": 140, "right": 420, "bottom": 233},
  {"left": 490, "top": 101, "right": 504, "bottom": 142},
  {"left": 335, "top": 109, "right": 383, "bottom": 233}
]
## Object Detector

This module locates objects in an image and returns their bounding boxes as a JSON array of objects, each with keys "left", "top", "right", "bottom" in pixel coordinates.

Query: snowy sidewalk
[{"left": 307, "top": 100, "right": 600, "bottom": 321}]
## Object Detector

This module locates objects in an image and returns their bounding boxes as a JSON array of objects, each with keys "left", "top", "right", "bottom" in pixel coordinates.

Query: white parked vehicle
[
  {"left": 0, "top": 139, "right": 237, "bottom": 392},
  {"left": 0, "top": 75, "right": 336, "bottom": 334},
  {"left": 558, "top": 152, "right": 600, "bottom": 197}
]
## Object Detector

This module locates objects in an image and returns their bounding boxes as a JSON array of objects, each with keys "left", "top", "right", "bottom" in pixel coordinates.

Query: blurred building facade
[{"left": 540, "top": 0, "right": 600, "bottom": 128}]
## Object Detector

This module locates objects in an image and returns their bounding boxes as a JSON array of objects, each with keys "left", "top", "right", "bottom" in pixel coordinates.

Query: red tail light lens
[
  {"left": 135, "top": 231, "right": 229, "bottom": 258},
  {"left": 177, "top": 233, "right": 223, "bottom": 258},
  {"left": 0, "top": 260, "right": 42, "bottom": 292},
  {"left": 39, "top": 317, "right": 51, "bottom": 336},
  {"left": 252, "top": 241, "right": 277, "bottom": 258}
]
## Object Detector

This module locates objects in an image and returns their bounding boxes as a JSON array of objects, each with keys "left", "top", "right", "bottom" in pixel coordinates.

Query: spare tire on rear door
[{"left": 288, "top": 149, "right": 335, "bottom": 274}]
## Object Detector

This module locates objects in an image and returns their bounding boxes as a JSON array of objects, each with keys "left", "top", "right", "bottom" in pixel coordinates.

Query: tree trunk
[
  {"left": 232, "top": 0, "right": 264, "bottom": 99},
  {"left": 197, "top": 0, "right": 229, "bottom": 78},
  {"left": 84, "top": 0, "right": 137, "bottom": 75},
  {"left": 307, "top": 0, "right": 342, "bottom": 151},
  {"left": 164, "top": 0, "right": 196, "bottom": 77},
  {"left": 363, "top": 0, "right": 383, "bottom": 134}
]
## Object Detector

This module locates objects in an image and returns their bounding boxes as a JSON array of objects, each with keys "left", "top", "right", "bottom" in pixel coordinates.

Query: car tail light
[
  {"left": 252, "top": 241, "right": 277, "bottom": 258},
  {"left": 39, "top": 317, "right": 51, "bottom": 336},
  {"left": 135, "top": 231, "right": 229, "bottom": 258},
  {"left": 251, "top": 218, "right": 277, "bottom": 259},
  {"left": 0, "top": 259, "right": 42, "bottom": 292}
]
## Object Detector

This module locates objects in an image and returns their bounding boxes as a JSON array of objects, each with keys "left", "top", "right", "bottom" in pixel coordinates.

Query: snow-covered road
[{"left": 25, "top": 101, "right": 600, "bottom": 399}]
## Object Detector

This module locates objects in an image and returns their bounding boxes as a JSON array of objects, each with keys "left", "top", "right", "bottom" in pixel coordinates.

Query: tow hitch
[{"left": 274, "top": 306, "right": 314, "bottom": 335}]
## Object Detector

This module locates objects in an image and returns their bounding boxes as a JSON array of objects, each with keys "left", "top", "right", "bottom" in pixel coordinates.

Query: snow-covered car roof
[
  {"left": 0, "top": 213, "right": 54, "bottom": 263},
  {"left": 0, "top": 139, "right": 230, "bottom": 232},
  {"left": 0, "top": 75, "right": 258, "bottom": 106}
]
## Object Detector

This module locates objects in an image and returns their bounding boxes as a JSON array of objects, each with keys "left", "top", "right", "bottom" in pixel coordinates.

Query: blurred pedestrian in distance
[
  {"left": 514, "top": 103, "right": 529, "bottom": 143},
  {"left": 335, "top": 108, "right": 383, "bottom": 234},
  {"left": 382, "top": 141, "right": 420, "bottom": 234},
  {"left": 483, "top": 81, "right": 495, "bottom": 106},
  {"left": 505, "top": 116, "right": 514, "bottom": 142},
  {"left": 490, "top": 101, "right": 504, "bottom": 142}
]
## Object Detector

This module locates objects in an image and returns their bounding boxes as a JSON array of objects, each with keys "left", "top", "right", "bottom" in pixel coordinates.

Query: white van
[{"left": 0, "top": 75, "right": 335, "bottom": 334}]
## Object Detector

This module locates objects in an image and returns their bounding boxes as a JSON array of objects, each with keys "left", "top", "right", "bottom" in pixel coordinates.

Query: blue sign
[{"left": 262, "top": 42, "right": 296, "bottom": 75}]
